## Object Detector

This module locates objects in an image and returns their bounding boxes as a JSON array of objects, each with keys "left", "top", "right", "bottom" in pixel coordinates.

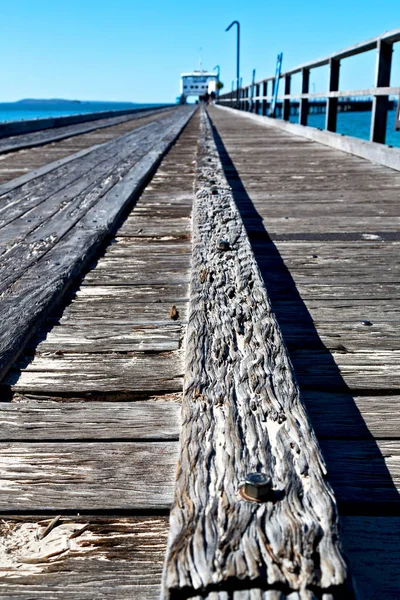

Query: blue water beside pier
[
  {"left": 0, "top": 100, "right": 164, "bottom": 123},
  {"left": 288, "top": 109, "right": 400, "bottom": 148}
]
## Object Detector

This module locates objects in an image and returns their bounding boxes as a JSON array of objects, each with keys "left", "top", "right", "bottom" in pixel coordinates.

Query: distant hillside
[{"left": 16, "top": 99, "right": 82, "bottom": 105}]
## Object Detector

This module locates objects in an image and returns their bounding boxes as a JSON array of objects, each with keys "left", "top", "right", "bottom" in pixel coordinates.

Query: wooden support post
[
  {"left": 283, "top": 74, "right": 291, "bottom": 121},
  {"left": 262, "top": 81, "right": 267, "bottom": 116},
  {"left": 370, "top": 39, "right": 393, "bottom": 143},
  {"left": 255, "top": 83, "right": 260, "bottom": 114},
  {"left": 326, "top": 58, "right": 340, "bottom": 132},
  {"left": 299, "top": 68, "right": 310, "bottom": 125}
]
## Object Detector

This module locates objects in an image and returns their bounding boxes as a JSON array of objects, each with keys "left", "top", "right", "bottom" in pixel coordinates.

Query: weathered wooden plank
[
  {"left": 162, "top": 109, "right": 349, "bottom": 597},
  {"left": 0, "top": 400, "right": 181, "bottom": 440},
  {"left": 0, "top": 442, "right": 177, "bottom": 510},
  {"left": 76, "top": 283, "right": 190, "bottom": 302},
  {"left": 0, "top": 439, "right": 397, "bottom": 510},
  {"left": 56, "top": 299, "right": 189, "bottom": 325},
  {"left": 0, "top": 109, "right": 174, "bottom": 187},
  {"left": 0, "top": 107, "right": 172, "bottom": 154},
  {"left": 0, "top": 516, "right": 168, "bottom": 599},
  {"left": 33, "top": 322, "right": 183, "bottom": 353},
  {"left": 0, "top": 107, "right": 195, "bottom": 382},
  {"left": 5, "top": 352, "right": 183, "bottom": 394},
  {"left": 340, "top": 516, "right": 400, "bottom": 600},
  {"left": 0, "top": 516, "right": 396, "bottom": 600},
  {"left": 290, "top": 349, "right": 400, "bottom": 390},
  {"left": 280, "top": 321, "right": 400, "bottom": 351},
  {"left": 320, "top": 440, "right": 400, "bottom": 508},
  {"left": 0, "top": 112, "right": 184, "bottom": 243},
  {"left": 302, "top": 391, "right": 400, "bottom": 439}
]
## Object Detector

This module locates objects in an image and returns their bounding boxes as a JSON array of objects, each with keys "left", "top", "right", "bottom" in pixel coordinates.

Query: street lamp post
[{"left": 225, "top": 20, "right": 240, "bottom": 108}]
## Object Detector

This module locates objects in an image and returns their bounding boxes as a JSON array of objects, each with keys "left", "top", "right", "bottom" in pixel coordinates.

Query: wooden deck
[
  {"left": 0, "top": 104, "right": 398, "bottom": 598},
  {"left": 207, "top": 105, "right": 400, "bottom": 597}
]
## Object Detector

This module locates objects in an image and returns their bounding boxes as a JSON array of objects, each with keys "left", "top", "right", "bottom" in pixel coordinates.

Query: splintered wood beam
[{"left": 161, "top": 108, "right": 351, "bottom": 598}]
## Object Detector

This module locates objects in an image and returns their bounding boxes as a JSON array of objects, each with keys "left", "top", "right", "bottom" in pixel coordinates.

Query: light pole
[{"left": 225, "top": 20, "right": 240, "bottom": 108}]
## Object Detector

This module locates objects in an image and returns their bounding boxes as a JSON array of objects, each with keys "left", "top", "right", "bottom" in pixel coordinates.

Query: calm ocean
[
  {"left": 0, "top": 100, "right": 164, "bottom": 123},
  {"left": 289, "top": 109, "right": 400, "bottom": 148}
]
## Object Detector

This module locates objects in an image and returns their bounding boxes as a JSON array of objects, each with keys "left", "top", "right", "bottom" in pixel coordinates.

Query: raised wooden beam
[{"left": 161, "top": 107, "right": 351, "bottom": 598}]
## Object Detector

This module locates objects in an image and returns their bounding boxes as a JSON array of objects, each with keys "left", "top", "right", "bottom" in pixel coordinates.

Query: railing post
[
  {"left": 270, "top": 78, "right": 275, "bottom": 116},
  {"left": 262, "top": 81, "right": 268, "bottom": 116},
  {"left": 326, "top": 58, "right": 340, "bottom": 132},
  {"left": 283, "top": 74, "right": 291, "bottom": 121},
  {"left": 299, "top": 68, "right": 310, "bottom": 125},
  {"left": 370, "top": 39, "right": 393, "bottom": 143},
  {"left": 255, "top": 83, "right": 260, "bottom": 114}
]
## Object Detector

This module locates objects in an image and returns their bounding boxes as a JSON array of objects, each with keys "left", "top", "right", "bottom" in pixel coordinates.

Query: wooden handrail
[{"left": 217, "top": 29, "right": 400, "bottom": 144}]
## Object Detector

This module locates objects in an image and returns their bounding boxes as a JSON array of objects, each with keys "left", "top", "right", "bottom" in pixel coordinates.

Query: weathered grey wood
[
  {"left": 302, "top": 391, "right": 400, "bottom": 439},
  {"left": 0, "top": 439, "right": 397, "bottom": 511},
  {"left": 5, "top": 352, "right": 183, "bottom": 393},
  {"left": 0, "top": 109, "right": 174, "bottom": 188},
  {"left": 216, "top": 106, "right": 400, "bottom": 172},
  {"left": 162, "top": 108, "right": 349, "bottom": 597},
  {"left": 34, "top": 322, "right": 182, "bottom": 353},
  {"left": 76, "top": 283, "right": 190, "bottom": 303},
  {"left": 0, "top": 442, "right": 178, "bottom": 510},
  {"left": 340, "top": 516, "right": 400, "bottom": 600},
  {"left": 0, "top": 516, "right": 168, "bottom": 599},
  {"left": 0, "top": 516, "right": 396, "bottom": 599},
  {"left": 0, "top": 112, "right": 180, "bottom": 233},
  {"left": 0, "top": 400, "right": 181, "bottom": 440},
  {"left": 0, "top": 107, "right": 172, "bottom": 154},
  {"left": 0, "top": 107, "right": 195, "bottom": 382}
]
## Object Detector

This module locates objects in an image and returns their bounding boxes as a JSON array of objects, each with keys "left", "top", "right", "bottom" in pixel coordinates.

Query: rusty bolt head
[
  {"left": 240, "top": 472, "right": 273, "bottom": 502},
  {"left": 217, "top": 239, "right": 230, "bottom": 251}
]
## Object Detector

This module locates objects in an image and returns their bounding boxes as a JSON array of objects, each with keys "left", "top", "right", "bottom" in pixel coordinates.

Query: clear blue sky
[{"left": 0, "top": 0, "right": 399, "bottom": 103}]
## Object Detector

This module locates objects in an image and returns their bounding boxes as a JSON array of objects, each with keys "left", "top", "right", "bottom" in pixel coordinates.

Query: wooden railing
[{"left": 217, "top": 29, "right": 400, "bottom": 144}]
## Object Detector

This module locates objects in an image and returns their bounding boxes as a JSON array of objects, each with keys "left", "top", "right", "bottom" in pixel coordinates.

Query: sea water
[
  {"left": 0, "top": 100, "right": 165, "bottom": 123},
  {"left": 288, "top": 109, "right": 400, "bottom": 148}
]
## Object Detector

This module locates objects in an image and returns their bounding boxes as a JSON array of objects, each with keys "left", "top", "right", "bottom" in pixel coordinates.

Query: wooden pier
[{"left": 0, "top": 32, "right": 399, "bottom": 599}]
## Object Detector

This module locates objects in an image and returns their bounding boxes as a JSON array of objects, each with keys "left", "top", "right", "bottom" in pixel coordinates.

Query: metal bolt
[
  {"left": 240, "top": 472, "right": 273, "bottom": 502},
  {"left": 361, "top": 320, "right": 373, "bottom": 326},
  {"left": 217, "top": 239, "right": 230, "bottom": 251}
]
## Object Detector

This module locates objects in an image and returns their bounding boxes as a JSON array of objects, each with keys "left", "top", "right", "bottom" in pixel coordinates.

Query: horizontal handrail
[
  {"left": 257, "top": 28, "right": 400, "bottom": 83},
  {"left": 220, "top": 87, "right": 400, "bottom": 101},
  {"left": 217, "top": 29, "right": 400, "bottom": 144}
]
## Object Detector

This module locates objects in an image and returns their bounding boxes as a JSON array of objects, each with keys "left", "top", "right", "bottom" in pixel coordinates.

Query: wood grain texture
[
  {"left": 0, "top": 107, "right": 172, "bottom": 154},
  {"left": 5, "top": 352, "right": 183, "bottom": 393},
  {"left": 0, "top": 107, "right": 195, "bottom": 382},
  {"left": 0, "top": 400, "right": 181, "bottom": 441},
  {"left": 0, "top": 442, "right": 177, "bottom": 510},
  {"left": 162, "top": 108, "right": 349, "bottom": 598},
  {"left": 0, "top": 516, "right": 168, "bottom": 599},
  {"left": 0, "top": 516, "right": 396, "bottom": 599}
]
